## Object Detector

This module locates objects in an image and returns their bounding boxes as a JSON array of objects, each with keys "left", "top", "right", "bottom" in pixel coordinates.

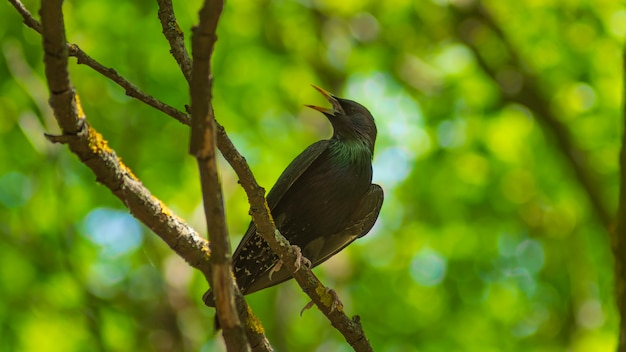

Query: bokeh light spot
[
  {"left": 515, "top": 239, "right": 544, "bottom": 274},
  {"left": 0, "top": 171, "right": 33, "bottom": 208},
  {"left": 410, "top": 248, "right": 447, "bottom": 286},
  {"left": 83, "top": 208, "right": 143, "bottom": 257}
]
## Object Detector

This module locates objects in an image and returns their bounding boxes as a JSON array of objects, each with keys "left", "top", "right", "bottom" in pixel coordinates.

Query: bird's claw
[
  {"left": 300, "top": 287, "right": 342, "bottom": 316},
  {"left": 300, "top": 300, "right": 315, "bottom": 316},
  {"left": 268, "top": 245, "right": 311, "bottom": 281},
  {"left": 268, "top": 260, "right": 283, "bottom": 281},
  {"left": 326, "top": 288, "right": 341, "bottom": 313},
  {"left": 292, "top": 245, "right": 312, "bottom": 272}
]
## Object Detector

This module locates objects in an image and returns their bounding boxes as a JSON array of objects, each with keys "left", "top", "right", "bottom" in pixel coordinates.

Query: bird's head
[{"left": 306, "top": 85, "right": 377, "bottom": 152}]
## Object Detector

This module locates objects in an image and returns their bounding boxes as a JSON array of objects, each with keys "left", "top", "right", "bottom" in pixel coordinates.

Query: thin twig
[
  {"left": 156, "top": 0, "right": 193, "bottom": 84},
  {"left": 8, "top": 0, "right": 41, "bottom": 32},
  {"left": 189, "top": 0, "right": 249, "bottom": 350},
  {"left": 68, "top": 44, "right": 191, "bottom": 125},
  {"left": 8, "top": 0, "right": 190, "bottom": 125}
]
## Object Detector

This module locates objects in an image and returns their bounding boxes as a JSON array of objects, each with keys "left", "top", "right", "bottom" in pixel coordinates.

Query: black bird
[{"left": 204, "top": 85, "right": 383, "bottom": 306}]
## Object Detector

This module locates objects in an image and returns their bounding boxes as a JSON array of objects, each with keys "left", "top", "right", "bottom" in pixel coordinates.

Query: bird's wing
[
  {"left": 245, "top": 184, "right": 383, "bottom": 292},
  {"left": 265, "top": 140, "right": 330, "bottom": 209},
  {"left": 232, "top": 140, "right": 329, "bottom": 260},
  {"left": 303, "top": 184, "right": 384, "bottom": 266}
]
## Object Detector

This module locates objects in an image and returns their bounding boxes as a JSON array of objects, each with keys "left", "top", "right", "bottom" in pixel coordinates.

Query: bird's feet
[
  {"left": 268, "top": 260, "right": 282, "bottom": 281},
  {"left": 325, "top": 288, "right": 341, "bottom": 312},
  {"left": 268, "top": 244, "right": 312, "bottom": 281},
  {"left": 291, "top": 244, "right": 312, "bottom": 272},
  {"left": 300, "top": 287, "right": 342, "bottom": 316}
]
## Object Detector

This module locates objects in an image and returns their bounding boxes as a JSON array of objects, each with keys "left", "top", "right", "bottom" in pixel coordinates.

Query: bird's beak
[{"left": 305, "top": 85, "right": 344, "bottom": 116}]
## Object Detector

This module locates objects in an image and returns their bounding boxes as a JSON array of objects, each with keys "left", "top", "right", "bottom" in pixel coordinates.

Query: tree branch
[
  {"left": 189, "top": 0, "right": 249, "bottom": 350},
  {"left": 8, "top": 0, "right": 190, "bottom": 125},
  {"left": 68, "top": 44, "right": 191, "bottom": 125},
  {"left": 453, "top": 3, "right": 612, "bottom": 226},
  {"left": 38, "top": 0, "right": 211, "bottom": 279},
  {"left": 9, "top": 0, "right": 41, "bottom": 32},
  {"left": 612, "top": 45, "right": 626, "bottom": 352},
  {"left": 156, "top": 0, "right": 193, "bottom": 84}
]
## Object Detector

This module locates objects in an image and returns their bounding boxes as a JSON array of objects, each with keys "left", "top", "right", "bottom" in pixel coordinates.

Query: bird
[{"left": 203, "top": 85, "right": 383, "bottom": 307}]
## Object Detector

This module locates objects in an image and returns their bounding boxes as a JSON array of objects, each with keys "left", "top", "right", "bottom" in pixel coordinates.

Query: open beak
[{"left": 305, "top": 85, "right": 344, "bottom": 116}]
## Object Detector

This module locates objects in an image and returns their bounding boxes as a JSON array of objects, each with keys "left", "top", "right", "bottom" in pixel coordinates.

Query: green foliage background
[{"left": 1, "top": 0, "right": 623, "bottom": 351}]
